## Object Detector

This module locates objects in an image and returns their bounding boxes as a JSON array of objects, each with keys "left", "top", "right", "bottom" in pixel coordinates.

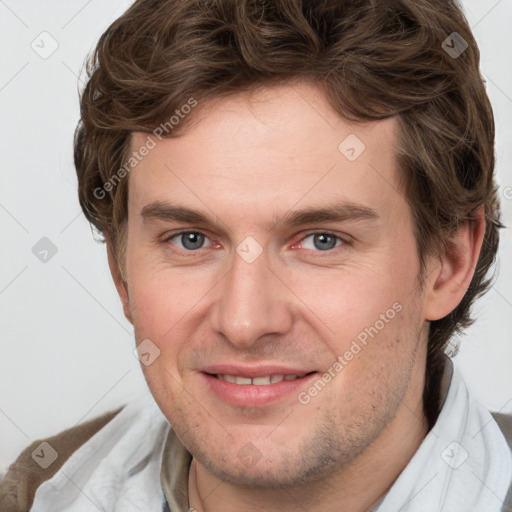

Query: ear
[
  {"left": 106, "top": 241, "right": 133, "bottom": 325},
  {"left": 423, "top": 207, "right": 486, "bottom": 321}
]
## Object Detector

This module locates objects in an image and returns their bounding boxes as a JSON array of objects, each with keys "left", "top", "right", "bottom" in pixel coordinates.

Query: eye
[
  {"left": 299, "top": 232, "right": 345, "bottom": 251},
  {"left": 166, "top": 231, "right": 213, "bottom": 251},
  {"left": 163, "top": 230, "right": 346, "bottom": 254}
]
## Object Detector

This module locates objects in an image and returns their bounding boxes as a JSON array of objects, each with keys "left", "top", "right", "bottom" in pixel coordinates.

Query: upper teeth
[{"left": 217, "top": 374, "right": 306, "bottom": 385}]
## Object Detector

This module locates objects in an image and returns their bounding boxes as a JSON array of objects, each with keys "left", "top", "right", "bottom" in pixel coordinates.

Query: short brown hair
[{"left": 74, "top": 0, "right": 502, "bottom": 424}]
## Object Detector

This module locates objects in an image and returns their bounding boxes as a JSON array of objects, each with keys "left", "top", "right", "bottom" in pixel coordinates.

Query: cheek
[
  {"left": 127, "top": 260, "right": 208, "bottom": 336},
  {"left": 126, "top": 264, "right": 218, "bottom": 393},
  {"left": 283, "top": 262, "right": 407, "bottom": 340},
  {"left": 286, "top": 258, "right": 421, "bottom": 391},
  {"left": 126, "top": 277, "right": 186, "bottom": 396},
  {"left": 127, "top": 271, "right": 197, "bottom": 408}
]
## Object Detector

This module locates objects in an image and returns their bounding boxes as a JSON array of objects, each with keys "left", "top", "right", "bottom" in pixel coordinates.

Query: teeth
[
  {"left": 217, "top": 374, "right": 307, "bottom": 385},
  {"left": 235, "top": 376, "right": 252, "bottom": 385},
  {"left": 252, "top": 376, "right": 271, "bottom": 385}
]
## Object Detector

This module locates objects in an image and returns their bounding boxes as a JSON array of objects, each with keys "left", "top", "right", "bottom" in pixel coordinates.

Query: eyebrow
[{"left": 140, "top": 200, "right": 379, "bottom": 230}]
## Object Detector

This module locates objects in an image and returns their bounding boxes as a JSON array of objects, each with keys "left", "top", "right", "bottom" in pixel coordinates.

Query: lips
[
  {"left": 215, "top": 373, "right": 309, "bottom": 385},
  {"left": 199, "top": 365, "right": 319, "bottom": 407}
]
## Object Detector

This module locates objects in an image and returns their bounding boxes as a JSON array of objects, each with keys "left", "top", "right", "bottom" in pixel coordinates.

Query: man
[{"left": 1, "top": 0, "right": 511, "bottom": 510}]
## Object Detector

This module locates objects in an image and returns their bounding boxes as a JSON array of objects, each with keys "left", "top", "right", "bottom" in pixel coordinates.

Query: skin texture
[{"left": 108, "top": 82, "right": 485, "bottom": 512}]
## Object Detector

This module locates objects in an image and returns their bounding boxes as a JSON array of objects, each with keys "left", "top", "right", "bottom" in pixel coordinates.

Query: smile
[
  {"left": 215, "top": 374, "right": 308, "bottom": 385},
  {"left": 201, "top": 371, "right": 318, "bottom": 407}
]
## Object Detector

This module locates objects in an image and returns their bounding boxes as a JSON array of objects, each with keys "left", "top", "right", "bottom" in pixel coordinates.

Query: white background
[{"left": 0, "top": 0, "right": 511, "bottom": 474}]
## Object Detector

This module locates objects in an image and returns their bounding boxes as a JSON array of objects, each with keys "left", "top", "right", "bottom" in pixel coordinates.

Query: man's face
[{"left": 120, "top": 83, "right": 429, "bottom": 486}]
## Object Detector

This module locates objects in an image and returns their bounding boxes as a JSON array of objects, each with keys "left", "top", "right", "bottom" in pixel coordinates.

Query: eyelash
[{"left": 162, "top": 229, "right": 349, "bottom": 256}]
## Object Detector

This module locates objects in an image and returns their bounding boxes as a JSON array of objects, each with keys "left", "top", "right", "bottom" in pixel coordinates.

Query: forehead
[{"left": 127, "top": 83, "right": 402, "bottom": 223}]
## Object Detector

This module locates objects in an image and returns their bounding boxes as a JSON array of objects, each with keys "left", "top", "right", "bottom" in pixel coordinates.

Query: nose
[{"left": 209, "top": 245, "right": 293, "bottom": 348}]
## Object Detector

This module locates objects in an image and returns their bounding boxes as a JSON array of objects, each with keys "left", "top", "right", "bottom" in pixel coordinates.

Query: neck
[{"left": 188, "top": 361, "right": 430, "bottom": 512}]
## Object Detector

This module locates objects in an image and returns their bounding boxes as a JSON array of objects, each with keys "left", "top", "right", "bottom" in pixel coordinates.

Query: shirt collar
[
  {"left": 375, "top": 358, "right": 512, "bottom": 511},
  {"left": 160, "top": 423, "right": 192, "bottom": 512}
]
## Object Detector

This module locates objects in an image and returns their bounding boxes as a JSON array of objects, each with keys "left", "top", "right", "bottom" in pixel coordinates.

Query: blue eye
[
  {"left": 168, "top": 231, "right": 212, "bottom": 251},
  {"left": 301, "top": 233, "right": 344, "bottom": 251},
  {"left": 164, "top": 230, "right": 345, "bottom": 254}
]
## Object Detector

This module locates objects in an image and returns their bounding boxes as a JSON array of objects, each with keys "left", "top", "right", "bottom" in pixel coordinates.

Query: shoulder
[
  {"left": 492, "top": 412, "right": 512, "bottom": 448},
  {"left": 0, "top": 407, "right": 123, "bottom": 512}
]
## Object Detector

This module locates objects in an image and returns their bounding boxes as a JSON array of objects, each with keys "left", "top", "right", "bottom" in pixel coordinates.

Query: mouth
[
  {"left": 200, "top": 370, "right": 319, "bottom": 407},
  {"left": 211, "top": 372, "right": 314, "bottom": 385}
]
